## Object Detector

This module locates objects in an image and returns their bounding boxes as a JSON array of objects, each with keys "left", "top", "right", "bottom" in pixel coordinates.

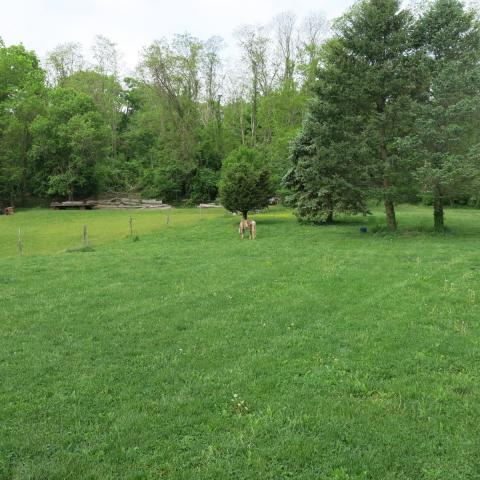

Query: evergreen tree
[
  {"left": 411, "top": 0, "right": 480, "bottom": 230},
  {"left": 286, "top": 0, "right": 419, "bottom": 230},
  {"left": 219, "top": 146, "right": 274, "bottom": 219},
  {"left": 284, "top": 34, "right": 371, "bottom": 224}
]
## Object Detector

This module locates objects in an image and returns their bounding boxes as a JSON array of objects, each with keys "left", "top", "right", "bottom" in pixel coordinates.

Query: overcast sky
[{"left": 1, "top": 0, "right": 357, "bottom": 74}]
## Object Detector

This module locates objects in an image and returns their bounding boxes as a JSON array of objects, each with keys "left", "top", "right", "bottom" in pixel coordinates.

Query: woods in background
[
  {"left": 0, "top": 12, "right": 326, "bottom": 207},
  {"left": 1, "top": 0, "right": 480, "bottom": 231}
]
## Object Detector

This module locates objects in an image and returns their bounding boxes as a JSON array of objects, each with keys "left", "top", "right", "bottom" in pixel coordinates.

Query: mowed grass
[
  {"left": 0, "top": 208, "right": 223, "bottom": 257},
  {"left": 1, "top": 205, "right": 480, "bottom": 479}
]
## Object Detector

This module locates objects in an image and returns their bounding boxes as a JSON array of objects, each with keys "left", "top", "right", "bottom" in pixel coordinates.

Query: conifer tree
[
  {"left": 219, "top": 146, "right": 274, "bottom": 219},
  {"left": 286, "top": 0, "right": 420, "bottom": 230},
  {"left": 411, "top": 0, "right": 480, "bottom": 230}
]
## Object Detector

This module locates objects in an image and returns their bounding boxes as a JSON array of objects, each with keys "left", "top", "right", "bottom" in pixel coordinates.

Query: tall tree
[
  {"left": 46, "top": 42, "right": 84, "bottom": 86},
  {"left": 64, "top": 70, "right": 124, "bottom": 161},
  {"left": 201, "top": 36, "right": 224, "bottom": 123},
  {"left": 140, "top": 34, "right": 202, "bottom": 164},
  {"left": 284, "top": 39, "right": 368, "bottom": 224},
  {"left": 236, "top": 25, "right": 273, "bottom": 146},
  {"left": 298, "top": 12, "right": 329, "bottom": 90},
  {"left": 411, "top": 0, "right": 480, "bottom": 230},
  {"left": 92, "top": 35, "right": 120, "bottom": 78},
  {"left": 0, "top": 42, "right": 45, "bottom": 207},
  {"left": 334, "top": 0, "right": 417, "bottom": 230},
  {"left": 273, "top": 11, "right": 298, "bottom": 85},
  {"left": 30, "top": 89, "right": 109, "bottom": 200},
  {"left": 90, "top": 36, "right": 123, "bottom": 160},
  {"left": 285, "top": 0, "right": 421, "bottom": 228}
]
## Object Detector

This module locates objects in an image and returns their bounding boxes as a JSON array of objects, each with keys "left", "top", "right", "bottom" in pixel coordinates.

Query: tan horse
[{"left": 239, "top": 219, "right": 256, "bottom": 240}]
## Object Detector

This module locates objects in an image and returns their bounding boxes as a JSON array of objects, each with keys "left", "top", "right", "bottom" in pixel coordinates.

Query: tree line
[
  {"left": 0, "top": 13, "right": 327, "bottom": 209},
  {"left": 285, "top": 0, "right": 480, "bottom": 231},
  {"left": 1, "top": 0, "right": 479, "bottom": 232}
]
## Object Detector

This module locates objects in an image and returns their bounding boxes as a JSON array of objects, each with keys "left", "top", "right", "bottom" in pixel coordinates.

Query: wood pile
[
  {"left": 51, "top": 201, "right": 96, "bottom": 210},
  {"left": 198, "top": 203, "right": 223, "bottom": 209},
  {"left": 95, "top": 198, "right": 171, "bottom": 210}
]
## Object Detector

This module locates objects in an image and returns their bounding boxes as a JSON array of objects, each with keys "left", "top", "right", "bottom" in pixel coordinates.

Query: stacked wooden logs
[
  {"left": 95, "top": 198, "right": 171, "bottom": 210},
  {"left": 198, "top": 203, "right": 223, "bottom": 209}
]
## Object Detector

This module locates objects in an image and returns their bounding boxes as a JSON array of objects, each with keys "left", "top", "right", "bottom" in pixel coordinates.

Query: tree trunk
[
  {"left": 383, "top": 175, "right": 397, "bottom": 232},
  {"left": 251, "top": 62, "right": 258, "bottom": 147},
  {"left": 433, "top": 191, "right": 444, "bottom": 232},
  {"left": 379, "top": 113, "right": 397, "bottom": 232},
  {"left": 384, "top": 198, "right": 397, "bottom": 232},
  {"left": 111, "top": 122, "right": 117, "bottom": 160},
  {"left": 325, "top": 193, "right": 334, "bottom": 224},
  {"left": 242, "top": 211, "right": 248, "bottom": 220},
  {"left": 239, "top": 105, "right": 245, "bottom": 146}
]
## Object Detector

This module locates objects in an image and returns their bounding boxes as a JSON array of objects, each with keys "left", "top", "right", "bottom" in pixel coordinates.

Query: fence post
[
  {"left": 83, "top": 225, "right": 89, "bottom": 247},
  {"left": 17, "top": 229, "right": 23, "bottom": 256}
]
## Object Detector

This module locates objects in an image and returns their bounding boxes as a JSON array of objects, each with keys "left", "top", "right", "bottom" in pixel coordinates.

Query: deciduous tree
[{"left": 30, "top": 89, "right": 109, "bottom": 200}]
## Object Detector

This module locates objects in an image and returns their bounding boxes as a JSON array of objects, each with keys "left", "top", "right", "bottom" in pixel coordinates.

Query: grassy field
[
  {"left": 1, "top": 205, "right": 480, "bottom": 479},
  {"left": 0, "top": 208, "right": 223, "bottom": 257}
]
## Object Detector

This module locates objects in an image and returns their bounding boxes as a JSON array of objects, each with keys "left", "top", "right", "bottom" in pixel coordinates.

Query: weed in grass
[
  {"left": 467, "top": 289, "right": 476, "bottom": 305},
  {"left": 230, "top": 394, "right": 251, "bottom": 415}
]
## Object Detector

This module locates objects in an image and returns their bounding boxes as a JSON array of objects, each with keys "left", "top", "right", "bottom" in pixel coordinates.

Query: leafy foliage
[
  {"left": 286, "top": 0, "right": 423, "bottom": 229},
  {"left": 1, "top": 2, "right": 480, "bottom": 231},
  {"left": 29, "top": 89, "right": 109, "bottom": 199},
  {"left": 284, "top": 0, "right": 480, "bottom": 230},
  {"left": 410, "top": 0, "right": 480, "bottom": 230},
  {"left": 220, "top": 146, "right": 274, "bottom": 218},
  {"left": 0, "top": 43, "right": 45, "bottom": 207}
]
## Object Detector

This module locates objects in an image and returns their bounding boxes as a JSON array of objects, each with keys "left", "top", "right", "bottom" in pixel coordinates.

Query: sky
[{"left": 1, "top": 0, "right": 356, "bottom": 74}]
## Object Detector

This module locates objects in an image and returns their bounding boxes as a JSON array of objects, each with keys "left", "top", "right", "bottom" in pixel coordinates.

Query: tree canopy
[
  {"left": 285, "top": 0, "right": 480, "bottom": 230},
  {"left": 1, "top": 1, "right": 479, "bottom": 233},
  {"left": 220, "top": 146, "right": 274, "bottom": 219}
]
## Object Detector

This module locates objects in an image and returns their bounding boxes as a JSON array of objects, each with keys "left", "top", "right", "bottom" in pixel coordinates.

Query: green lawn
[
  {"left": 0, "top": 208, "right": 223, "bottom": 257},
  {"left": 1, "top": 206, "right": 480, "bottom": 479}
]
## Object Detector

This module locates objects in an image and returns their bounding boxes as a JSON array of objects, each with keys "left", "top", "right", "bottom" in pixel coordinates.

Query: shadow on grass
[
  {"left": 252, "top": 217, "right": 297, "bottom": 226},
  {"left": 65, "top": 246, "right": 95, "bottom": 253}
]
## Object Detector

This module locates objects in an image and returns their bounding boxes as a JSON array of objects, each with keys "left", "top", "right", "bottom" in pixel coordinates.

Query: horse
[{"left": 239, "top": 219, "right": 256, "bottom": 240}]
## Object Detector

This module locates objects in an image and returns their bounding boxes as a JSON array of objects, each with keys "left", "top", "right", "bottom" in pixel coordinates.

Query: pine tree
[
  {"left": 285, "top": 0, "right": 420, "bottom": 229},
  {"left": 284, "top": 74, "right": 368, "bottom": 223},
  {"left": 219, "top": 146, "right": 274, "bottom": 219},
  {"left": 412, "top": 0, "right": 480, "bottom": 231}
]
